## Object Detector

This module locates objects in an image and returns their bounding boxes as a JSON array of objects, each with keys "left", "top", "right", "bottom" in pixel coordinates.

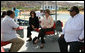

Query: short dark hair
[
  {"left": 7, "top": 10, "right": 14, "bottom": 16},
  {"left": 30, "top": 11, "right": 36, "bottom": 17},
  {"left": 1, "top": 11, "right": 7, "bottom": 18},
  {"left": 13, "top": 7, "right": 16, "bottom": 11}
]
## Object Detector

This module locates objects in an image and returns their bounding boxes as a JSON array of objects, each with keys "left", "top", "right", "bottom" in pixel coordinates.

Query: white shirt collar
[
  {"left": 72, "top": 13, "right": 80, "bottom": 18},
  {"left": 6, "top": 16, "right": 14, "bottom": 20}
]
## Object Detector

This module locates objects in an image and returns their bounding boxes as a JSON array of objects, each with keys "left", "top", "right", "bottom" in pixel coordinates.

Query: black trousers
[
  {"left": 58, "top": 37, "right": 84, "bottom": 52},
  {"left": 37, "top": 28, "right": 53, "bottom": 44},
  {"left": 27, "top": 27, "right": 34, "bottom": 37}
]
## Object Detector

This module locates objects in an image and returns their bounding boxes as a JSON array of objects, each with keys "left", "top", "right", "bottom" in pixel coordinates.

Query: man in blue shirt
[{"left": 12, "top": 7, "right": 20, "bottom": 22}]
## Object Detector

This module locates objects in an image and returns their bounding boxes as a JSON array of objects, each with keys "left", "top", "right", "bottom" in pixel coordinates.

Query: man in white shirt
[
  {"left": 58, "top": 6, "right": 84, "bottom": 52},
  {"left": 36, "top": 10, "right": 44, "bottom": 20},
  {"left": 1, "top": 10, "right": 24, "bottom": 52}
]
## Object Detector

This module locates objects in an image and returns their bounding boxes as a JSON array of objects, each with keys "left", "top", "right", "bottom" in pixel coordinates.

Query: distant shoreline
[{"left": 57, "top": 10, "right": 84, "bottom": 14}]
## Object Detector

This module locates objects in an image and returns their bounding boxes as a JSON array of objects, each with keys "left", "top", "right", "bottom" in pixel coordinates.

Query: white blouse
[{"left": 40, "top": 16, "right": 54, "bottom": 28}]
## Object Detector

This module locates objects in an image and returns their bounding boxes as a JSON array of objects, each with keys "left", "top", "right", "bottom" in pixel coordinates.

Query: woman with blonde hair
[{"left": 34, "top": 9, "right": 54, "bottom": 48}]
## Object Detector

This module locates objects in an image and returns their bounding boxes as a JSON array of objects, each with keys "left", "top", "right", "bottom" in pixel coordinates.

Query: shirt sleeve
[
  {"left": 79, "top": 29, "right": 84, "bottom": 40},
  {"left": 16, "top": 9, "right": 20, "bottom": 12},
  {"left": 79, "top": 15, "right": 84, "bottom": 40},
  {"left": 9, "top": 19, "right": 19, "bottom": 28},
  {"left": 29, "top": 17, "right": 31, "bottom": 27}
]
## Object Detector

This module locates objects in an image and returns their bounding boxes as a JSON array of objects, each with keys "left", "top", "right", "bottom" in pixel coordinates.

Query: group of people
[
  {"left": 1, "top": 6, "right": 84, "bottom": 52},
  {"left": 27, "top": 9, "right": 54, "bottom": 48}
]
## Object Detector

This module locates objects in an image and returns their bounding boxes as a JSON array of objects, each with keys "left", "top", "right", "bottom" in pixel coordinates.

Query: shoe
[
  {"left": 40, "top": 44, "right": 44, "bottom": 49},
  {"left": 27, "top": 38, "right": 32, "bottom": 41},
  {"left": 34, "top": 39, "right": 38, "bottom": 44}
]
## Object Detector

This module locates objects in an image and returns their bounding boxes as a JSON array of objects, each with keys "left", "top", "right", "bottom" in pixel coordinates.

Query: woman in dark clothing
[{"left": 27, "top": 11, "right": 39, "bottom": 41}]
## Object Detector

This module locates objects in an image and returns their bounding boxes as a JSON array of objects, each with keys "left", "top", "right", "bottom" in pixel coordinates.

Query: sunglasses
[
  {"left": 70, "top": 10, "right": 73, "bottom": 12},
  {"left": 68, "top": 9, "right": 73, "bottom": 12}
]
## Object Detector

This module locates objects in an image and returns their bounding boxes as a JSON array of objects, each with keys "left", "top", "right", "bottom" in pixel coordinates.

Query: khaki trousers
[{"left": 8, "top": 37, "right": 24, "bottom": 52}]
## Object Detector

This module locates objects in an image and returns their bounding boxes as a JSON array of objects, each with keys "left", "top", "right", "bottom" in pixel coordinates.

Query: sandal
[
  {"left": 40, "top": 44, "right": 44, "bottom": 49},
  {"left": 34, "top": 39, "right": 39, "bottom": 44}
]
